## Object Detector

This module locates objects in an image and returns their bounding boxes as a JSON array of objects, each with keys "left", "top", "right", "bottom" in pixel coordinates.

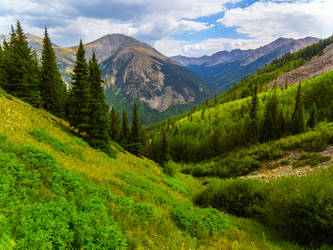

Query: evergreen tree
[
  {"left": 68, "top": 40, "right": 91, "bottom": 135},
  {"left": 261, "top": 90, "right": 278, "bottom": 141},
  {"left": 246, "top": 83, "right": 258, "bottom": 141},
  {"left": 2, "top": 21, "right": 42, "bottom": 107},
  {"left": 121, "top": 109, "right": 130, "bottom": 147},
  {"left": 128, "top": 101, "right": 142, "bottom": 155},
  {"left": 87, "top": 52, "right": 111, "bottom": 153},
  {"left": 278, "top": 109, "right": 286, "bottom": 137},
  {"left": 307, "top": 102, "right": 317, "bottom": 129},
  {"left": 40, "top": 27, "right": 67, "bottom": 117},
  {"left": 109, "top": 106, "right": 121, "bottom": 142},
  {"left": 159, "top": 131, "right": 169, "bottom": 166},
  {"left": 214, "top": 94, "right": 218, "bottom": 106},
  {"left": 291, "top": 83, "right": 306, "bottom": 134},
  {"left": 0, "top": 43, "right": 5, "bottom": 87},
  {"left": 201, "top": 107, "right": 205, "bottom": 120}
]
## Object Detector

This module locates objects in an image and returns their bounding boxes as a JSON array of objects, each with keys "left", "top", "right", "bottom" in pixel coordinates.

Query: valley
[{"left": 1, "top": 14, "right": 333, "bottom": 249}]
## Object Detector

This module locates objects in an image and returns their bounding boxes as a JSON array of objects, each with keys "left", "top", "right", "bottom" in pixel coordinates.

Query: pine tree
[
  {"left": 128, "top": 101, "right": 142, "bottom": 155},
  {"left": 0, "top": 43, "right": 5, "bottom": 87},
  {"left": 68, "top": 40, "right": 91, "bottom": 135},
  {"left": 278, "top": 109, "right": 286, "bottom": 137},
  {"left": 261, "top": 90, "right": 278, "bottom": 141},
  {"left": 291, "top": 83, "right": 306, "bottom": 134},
  {"left": 40, "top": 27, "right": 67, "bottom": 117},
  {"left": 307, "top": 102, "right": 317, "bottom": 129},
  {"left": 2, "top": 21, "right": 42, "bottom": 107},
  {"left": 109, "top": 106, "right": 121, "bottom": 142},
  {"left": 159, "top": 131, "right": 169, "bottom": 166},
  {"left": 87, "top": 52, "right": 111, "bottom": 153},
  {"left": 247, "top": 83, "right": 258, "bottom": 142},
  {"left": 121, "top": 109, "right": 130, "bottom": 147}
]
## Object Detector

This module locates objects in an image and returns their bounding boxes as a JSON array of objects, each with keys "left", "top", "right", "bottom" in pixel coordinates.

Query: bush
[
  {"left": 195, "top": 178, "right": 268, "bottom": 217},
  {"left": 264, "top": 168, "right": 333, "bottom": 245},
  {"left": 195, "top": 167, "right": 333, "bottom": 245},
  {"left": 172, "top": 205, "right": 231, "bottom": 238},
  {"left": 163, "top": 161, "right": 176, "bottom": 177}
]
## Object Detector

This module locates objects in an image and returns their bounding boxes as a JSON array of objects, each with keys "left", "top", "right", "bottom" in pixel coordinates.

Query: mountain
[
  {"left": 171, "top": 37, "right": 320, "bottom": 92},
  {"left": 22, "top": 34, "right": 209, "bottom": 124}
]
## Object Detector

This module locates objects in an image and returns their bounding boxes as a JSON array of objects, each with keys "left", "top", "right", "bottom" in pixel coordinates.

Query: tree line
[{"left": 0, "top": 21, "right": 146, "bottom": 156}]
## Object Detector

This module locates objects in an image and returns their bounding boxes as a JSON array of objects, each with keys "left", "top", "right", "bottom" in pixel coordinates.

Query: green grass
[{"left": 31, "top": 127, "right": 83, "bottom": 158}]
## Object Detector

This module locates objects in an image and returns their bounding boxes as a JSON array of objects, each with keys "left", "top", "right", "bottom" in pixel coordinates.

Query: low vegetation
[{"left": 195, "top": 166, "right": 333, "bottom": 245}]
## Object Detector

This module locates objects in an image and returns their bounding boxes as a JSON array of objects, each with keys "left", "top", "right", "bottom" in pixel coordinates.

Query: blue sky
[{"left": 0, "top": 0, "right": 332, "bottom": 57}]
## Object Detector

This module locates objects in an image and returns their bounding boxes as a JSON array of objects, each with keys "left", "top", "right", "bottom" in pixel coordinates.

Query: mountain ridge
[{"left": 171, "top": 37, "right": 320, "bottom": 91}]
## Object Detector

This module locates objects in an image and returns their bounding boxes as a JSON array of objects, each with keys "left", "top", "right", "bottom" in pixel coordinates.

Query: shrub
[
  {"left": 172, "top": 205, "right": 231, "bottom": 238},
  {"left": 264, "top": 167, "right": 333, "bottom": 245},
  {"left": 194, "top": 178, "right": 268, "bottom": 217},
  {"left": 163, "top": 161, "right": 176, "bottom": 177}
]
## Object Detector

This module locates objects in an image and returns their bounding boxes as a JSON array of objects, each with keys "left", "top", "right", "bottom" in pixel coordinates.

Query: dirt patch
[{"left": 242, "top": 148, "right": 333, "bottom": 180}]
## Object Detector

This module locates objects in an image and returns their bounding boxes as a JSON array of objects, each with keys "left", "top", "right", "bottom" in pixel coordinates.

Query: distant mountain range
[{"left": 171, "top": 37, "right": 320, "bottom": 92}]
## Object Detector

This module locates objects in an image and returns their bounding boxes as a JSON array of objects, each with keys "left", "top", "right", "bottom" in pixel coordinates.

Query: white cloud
[
  {"left": 0, "top": 0, "right": 236, "bottom": 46},
  {"left": 219, "top": 0, "right": 333, "bottom": 41}
]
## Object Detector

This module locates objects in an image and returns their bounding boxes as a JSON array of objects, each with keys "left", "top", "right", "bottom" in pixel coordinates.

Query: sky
[{"left": 0, "top": 0, "right": 332, "bottom": 57}]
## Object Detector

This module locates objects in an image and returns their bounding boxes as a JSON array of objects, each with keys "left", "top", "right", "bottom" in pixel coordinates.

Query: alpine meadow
[{"left": 1, "top": 1, "right": 333, "bottom": 249}]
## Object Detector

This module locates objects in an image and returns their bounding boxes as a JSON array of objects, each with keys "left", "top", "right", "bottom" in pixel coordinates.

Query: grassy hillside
[
  {"left": 148, "top": 69, "right": 333, "bottom": 163},
  {"left": 0, "top": 88, "right": 306, "bottom": 249}
]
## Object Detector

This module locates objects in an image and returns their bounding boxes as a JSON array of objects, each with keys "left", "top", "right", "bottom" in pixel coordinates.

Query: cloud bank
[{"left": 0, "top": 0, "right": 332, "bottom": 56}]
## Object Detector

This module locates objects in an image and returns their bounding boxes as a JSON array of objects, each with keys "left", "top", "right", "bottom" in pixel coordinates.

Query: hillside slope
[
  {"left": 0, "top": 88, "right": 303, "bottom": 249},
  {"left": 269, "top": 43, "right": 333, "bottom": 88}
]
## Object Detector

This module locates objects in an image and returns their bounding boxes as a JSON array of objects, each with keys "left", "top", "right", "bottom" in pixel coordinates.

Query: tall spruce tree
[
  {"left": 2, "top": 21, "right": 42, "bottom": 107},
  {"left": 247, "top": 83, "right": 259, "bottom": 142},
  {"left": 128, "top": 101, "right": 142, "bottom": 155},
  {"left": 291, "top": 82, "right": 306, "bottom": 134},
  {"left": 40, "top": 27, "right": 67, "bottom": 117},
  {"left": 0, "top": 43, "right": 5, "bottom": 87},
  {"left": 261, "top": 90, "right": 278, "bottom": 141},
  {"left": 159, "top": 131, "right": 169, "bottom": 166},
  {"left": 87, "top": 52, "right": 111, "bottom": 153},
  {"left": 109, "top": 106, "right": 121, "bottom": 142},
  {"left": 307, "top": 102, "right": 317, "bottom": 129},
  {"left": 121, "top": 109, "right": 130, "bottom": 147},
  {"left": 68, "top": 40, "right": 91, "bottom": 135}
]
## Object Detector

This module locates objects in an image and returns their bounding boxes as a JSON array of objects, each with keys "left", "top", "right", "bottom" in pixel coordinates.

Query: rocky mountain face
[
  {"left": 17, "top": 34, "right": 208, "bottom": 124},
  {"left": 171, "top": 37, "right": 320, "bottom": 92}
]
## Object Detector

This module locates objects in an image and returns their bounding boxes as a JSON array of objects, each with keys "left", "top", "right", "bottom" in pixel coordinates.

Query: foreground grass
[{"left": 0, "top": 92, "right": 303, "bottom": 249}]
